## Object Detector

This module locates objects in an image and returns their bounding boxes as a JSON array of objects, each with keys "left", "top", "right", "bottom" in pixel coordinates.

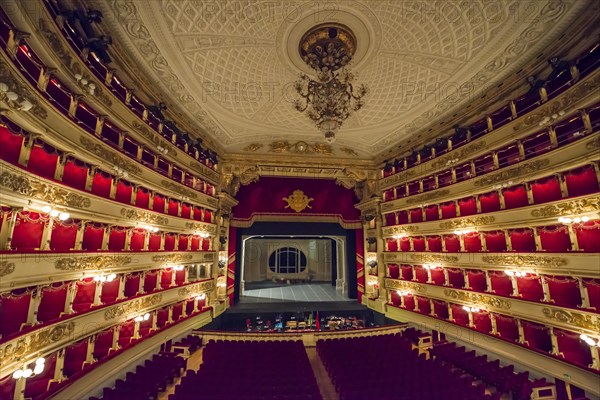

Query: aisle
[
  {"left": 157, "top": 347, "right": 204, "bottom": 400},
  {"left": 305, "top": 347, "right": 339, "bottom": 400}
]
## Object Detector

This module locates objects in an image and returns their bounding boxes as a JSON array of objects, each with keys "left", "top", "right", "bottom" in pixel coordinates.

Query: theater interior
[{"left": 0, "top": 1, "right": 599, "bottom": 399}]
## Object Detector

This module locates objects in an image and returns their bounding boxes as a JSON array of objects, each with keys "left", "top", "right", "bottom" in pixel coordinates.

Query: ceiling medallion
[
  {"left": 268, "top": 140, "right": 333, "bottom": 155},
  {"left": 294, "top": 24, "right": 367, "bottom": 144}
]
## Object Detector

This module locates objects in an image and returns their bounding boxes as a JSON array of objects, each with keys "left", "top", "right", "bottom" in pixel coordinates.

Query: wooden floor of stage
[{"left": 240, "top": 282, "right": 353, "bottom": 304}]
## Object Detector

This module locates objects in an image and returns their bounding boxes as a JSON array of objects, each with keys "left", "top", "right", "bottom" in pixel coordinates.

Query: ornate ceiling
[{"left": 93, "top": 0, "right": 588, "bottom": 159}]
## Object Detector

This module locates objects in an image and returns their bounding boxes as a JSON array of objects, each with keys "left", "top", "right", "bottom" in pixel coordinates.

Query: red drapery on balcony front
[
  {"left": 433, "top": 300, "right": 449, "bottom": 319},
  {"left": 386, "top": 238, "right": 397, "bottom": 252},
  {"left": 181, "top": 203, "right": 191, "bottom": 219},
  {"left": 565, "top": 166, "right": 599, "bottom": 197},
  {"left": 72, "top": 278, "right": 96, "bottom": 313},
  {"left": 27, "top": 143, "right": 59, "bottom": 179},
  {"left": 135, "top": 187, "right": 150, "bottom": 209},
  {"left": 93, "top": 329, "right": 113, "bottom": 360},
  {"left": 489, "top": 271, "right": 513, "bottom": 296},
  {"left": 447, "top": 268, "right": 465, "bottom": 288},
  {"left": 24, "top": 354, "right": 56, "bottom": 399},
  {"left": 168, "top": 199, "right": 179, "bottom": 216},
  {"left": 204, "top": 209, "right": 213, "bottom": 223},
  {"left": 400, "top": 264, "right": 413, "bottom": 280},
  {"left": 463, "top": 232, "right": 482, "bottom": 252},
  {"left": 172, "top": 302, "right": 183, "bottom": 321},
  {"left": 139, "top": 315, "right": 153, "bottom": 337},
  {"left": 124, "top": 273, "right": 141, "bottom": 297},
  {"left": 152, "top": 194, "right": 166, "bottom": 213},
  {"left": 62, "top": 158, "right": 89, "bottom": 190},
  {"left": 538, "top": 225, "right": 572, "bottom": 252},
  {"left": 403, "top": 294, "right": 415, "bottom": 310},
  {"left": 157, "top": 308, "right": 169, "bottom": 328},
  {"left": 440, "top": 202, "right": 457, "bottom": 219},
  {"left": 509, "top": 229, "right": 536, "bottom": 252},
  {"left": 37, "top": 283, "right": 68, "bottom": 323},
  {"left": 555, "top": 328, "right": 592, "bottom": 368},
  {"left": 458, "top": 197, "right": 477, "bottom": 216},
  {"left": 545, "top": 276, "right": 582, "bottom": 308},
  {"left": 430, "top": 268, "right": 445, "bottom": 285},
  {"left": 384, "top": 213, "right": 396, "bottom": 226},
  {"left": 416, "top": 296, "right": 431, "bottom": 315},
  {"left": 101, "top": 278, "right": 120, "bottom": 304},
  {"left": 479, "top": 192, "right": 501, "bottom": 213},
  {"left": 91, "top": 170, "right": 113, "bottom": 199},
  {"left": 522, "top": 321, "right": 552, "bottom": 352},
  {"left": 50, "top": 219, "right": 78, "bottom": 251},
  {"left": 503, "top": 185, "right": 529, "bottom": 209},
  {"left": 425, "top": 205, "right": 439, "bottom": 221},
  {"left": 144, "top": 270, "right": 159, "bottom": 293},
  {"left": 390, "top": 290, "right": 400, "bottom": 306},
  {"left": 108, "top": 226, "right": 127, "bottom": 251},
  {"left": 64, "top": 340, "right": 88, "bottom": 377},
  {"left": 388, "top": 264, "right": 400, "bottom": 279},
  {"left": 574, "top": 220, "right": 600, "bottom": 252},
  {"left": 495, "top": 314, "right": 519, "bottom": 342},
  {"left": 178, "top": 235, "right": 189, "bottom": 251},
  {"left": 484, "top": 231, "right": 507, "bottom": 252},
  {"left": 397, "top": 211, "right": 409, "bottom": 224},
  {"left": 129, "top": 228, "right": 146, "bottom": 251},
  {"left": 191, "top": 236, "right": 200, "bottom": 251},
  {"left": 451, "top": 304, "right": 469, "bottom": 326},
  {"left": 412, "top": 236, "right": 425, "bottom": 252},
  {"left": 414, "top": 265, "right": 428, "bottom": 283},
  {"left": 82, "top": 223, "right": 104, "bottom": 251},
  {"left": 409, "top": 208, "right": 423, "bottom": 223},
  {"left": 202, "top": 238, "right": 211, "bottom": 251},
  {"left": 516, "top": 274, "right": 544, "bottom": 302},
  {"left": 193, "top": 207, "right": 203, "bottom": 221},
  {"left": 164, "top": 234, "right": 176, "bottom": 251},
  {"left": 148, "top": 232, "right": 162, "bottom": 251},
  {"left": 0, "top": 290, "right": 31, "bottom": 338},
  {"left": 175, "top": 269, "right": 186, "bottom": 285},
  {"left": 12, "top": 211, "right": 46, "bottom": 250},
  {"left": 160, "top": 269, "right": 173, "bottom": 290},
  {"left": 467, "top": 270, "right": 487, "bottom": 292},
  {"left": 444, "top": 235, "right": 461, "bottom": 253},
  {"left": 473, "top": 311, "right": 491, "bottom": 333},
  {"left": 0, "top": 124, "right": 25, "bottom": 164},
  {"left": 114, "top": 180, "right": 133, "bottom": 204},
  {"left": 426, "top": 236, "right": 442, "bottom": 252},
  {"left": 531, "top": 176, "right": 562, "bottom": 204},
  {"left": 118, "top": 320, "right": 135, "bottom": 347},
  {"left": 400, "top": 237, "right": 411, "bottom": 252}
]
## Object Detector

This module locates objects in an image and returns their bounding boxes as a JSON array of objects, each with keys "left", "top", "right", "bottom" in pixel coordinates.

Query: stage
[{"left": 240, "top": 282, "right": 353, "bottom": 304}]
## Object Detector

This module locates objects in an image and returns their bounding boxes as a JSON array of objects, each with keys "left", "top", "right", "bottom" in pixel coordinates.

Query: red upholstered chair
[
  {"left": 531, "top": 176, "right": 562, "bottom": 204},
  {"left": 64, "top": 340, "right": 88, "bottom": 378},
  {"left": 37, "top": 283, "right": 68, "bottom": 323},
  {"left": 93, "top": 329, "right": 114, "bottom": 360}
]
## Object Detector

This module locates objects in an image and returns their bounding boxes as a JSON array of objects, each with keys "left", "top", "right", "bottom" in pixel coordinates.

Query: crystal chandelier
[{"left": 293, "top": 24, "right": 368, "bottom": 143}]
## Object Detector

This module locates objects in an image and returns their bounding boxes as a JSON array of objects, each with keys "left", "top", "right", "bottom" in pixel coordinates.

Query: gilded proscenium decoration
[
  {"left": 282, "top": 190, "right": 314, "bottom": 213},
  {"left": 79, "top": 136, "right": 141, "bottom": 175},
  {"left": 152, "top": 254, "right": 193, "bottom": 263},
  {"left": 0, "top": 322, "right": 75, "bottom": 366},
  {"left": 177, "top": 280, "right": 214, "bottom": 297},
  {"left": 120, "top": 208, "right": 169, "bottom": 225},
  {"left": 385, "top": 278, "right": 427, "bottom": 294},
  {"left": 406, "top": 190, "right": 451, "bottom": 205},
  {"left": 104, "top": 294, "right": 163, "bottom": 320},
  {"left": 431, "top": 141, "right": 487, "bottom": 169},
  {"left": 268, "top": 141, "right": 333, "bottom": 155},
  {"left": 0, "top": 261, "right": 16, "bottom": 277},
  {"left": 531, "top": 196, "right": 600, "bottom": 218},
  {"left": 132, "top": 121, "right": 176, "bottom": 157},
  {"left": 474, "top": 159, "right": 550, "bottom": 187},
  {"left": 409, "top": 254, "right": 459, "bottom": 263},
  {"left": 55, "top": 255, "right": 132, "bottom": 271},
  {"left": 439, "top": 216, "right": 496, "bottom": 230},
  {"left": 443, "top": 289, "right": 512, "bottom": 310},
  {"left": 482, "top": 255, "right": 567, "bottom": 268},
  {"left": 542, "top": 307, "right": 600, "bottom": 333},
  {"left": 0, "top": 170, "right": 91, "bottom": 208}
]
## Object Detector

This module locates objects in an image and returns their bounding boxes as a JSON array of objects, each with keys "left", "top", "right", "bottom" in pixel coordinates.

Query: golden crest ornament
[{"left": 282, "top": 189, "right": 314, "bottom": 213}]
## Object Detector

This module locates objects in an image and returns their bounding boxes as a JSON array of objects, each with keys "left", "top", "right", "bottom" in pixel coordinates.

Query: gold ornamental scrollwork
[
  {"left": 585, "top": 136, "right": 600, "bottom": 150},
  {"left": 406, "top": 189, "right": 451, "bottom": 205},
  {"left": 0, "top": 170, "right": 91, "bottom": 208},
  {"left": 0, "top": 322, "right": 75, "bottom": 365},
  {"left": 409, "top": 254, "right": 459, "bottom": 263},
  {"left": 384, "top": 279, "right": 427, "bottom": 293},
  {"left": 474, "top": 159, "right": 550, "bottom": 187},
  {"left": 382, "top": 226, "right": 420, "bottom": 236},
  {"left": 0, "top": 261, "right": 16, "bottom": 277},
  {"left": 268, "top": 141, "right": 333, "bottom": 155},
  {"left": 443, "top": 289, "right": 511, "bottom": 310},
  {"left": 104, "top": 294, "right": 163, "bottom": 320},
  {"left": 243, "top": 143, "right": 263, "bottom": 152},
  {"left": 159, "top": 180, "right": 198, "bottom": 200},
  {"left": 542, "top": 307, "right": 599, "bottom": 332},
  {"left": 55, "top": 255, "right": 132, "bottom": 271},
  {"left": 80, "top": 136, "right": 141, "bottom": 175},
  {"left": 282, "top": 190, "right": 314, "bottom": 213},
  {"left": 120, "top": 208, "right": 169, "bottom": 225},
  {"left": 431, "top": 141, "right": 487, "bottom": 169},
  {"left": 439, "top": 216, "right": 496, "bottom": 230},
  {"left": 185, "top": 222, "right": 217, "bottom": 234},
  {"left": 152, "top": 254, "right": 193, "bottom": 264},
  {"left": 481, "top": 255, "right": 567, "bottom": 268},
  {"left": 177, "top": 280, "right": 214, "bottom": 297},
  {"left": 132, "top": 121, "right": 176, "bottom": 157},
  {"left": 531, "top": 196, "right": 600, "bottom": 218}
]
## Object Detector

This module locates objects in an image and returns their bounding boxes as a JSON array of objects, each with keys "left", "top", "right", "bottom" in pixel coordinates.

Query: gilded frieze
[
  {"left": 0, "top": 59, "right": 47, "bottom": 119},
  {"left": 54, "top": 255, "right": 132, "bottom": 271},
  {"left": 151, "top": 254, "right": 193, "bottom": 263},
  {"left": 177, "top": 280, "right": 214, "bottom": 297},
  {"left": 132, "top": 121, "right": 177, "bottom": 157},
  {"left": 80, "top": 136, "right": 141, "bottom": 175},
  {"left": 0, "top": 322, "right": 75, "bottom": 365},
  {"left": 585, "top": 136, "right": 600, "bottom": 150},
  {"left": 382, "top": 226, "right": 420, "bottom": 236},
  {"left": 379, "top": 169, "right": 417, "bottom": 189},
  {"left": 384, "top": 278, "right": 427, "bottom": 293},
  {"left": 439, "top": 216, "right": 496, "bottom": 230},
  {"left": 268, "top": 141, "right": 333, "bottom": 155},
  {"left": 409, "top": 254, "right": 459, "bottom": 263},
  {"left": 243, "top": 143, "right": 263, "bottom": 152},
  {"left": 481, "top": 255, "right": 567, "bottom": 268},
  {"left": 431, "top": 141, "right": 487, "bottom": 169},
  {"left": 0, "top": 261, "right": 15, "bottom": 277},
  {"left": 406, "top": 189, "right": 451, "bottom": 205},
  {"left": 474, "top": 159, "right": 550, "bottom": 187},
  {"left": 159, "top": 180, "right": 198, "bottom": 200},
  {"left": 120, "top": 208, "right": 169, "bottom": 225},
  {"left": 443, "top": 289, "right": 512, "bottom": 310},
  {"left": 0, "top": 170, "right": 91, "bottom": 208},
  {"left": 531, "top": 196, "right": 600, "bottom": 218},
  {"left": 542, "top": 307, "right": 600, "bottom": 332},
  {"left": 185, "top": 222, "right": 217, "bottom": 234},
  {"left": 188, "top": 161, "right": 220, "bottom": 183},
  {"left": 104, "top": 294, "right": 162, "bottom": 320}
]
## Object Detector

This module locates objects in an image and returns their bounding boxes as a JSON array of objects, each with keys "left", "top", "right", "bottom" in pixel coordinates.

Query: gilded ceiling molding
[
  {"left": 531, "top": 196, "right": 600, "bottom": 218},
  {"left": 0, "top": 261, "right": 15, "bottom": 277},
  {"left": 0, "top": 170, "right": 91, "bottom": 208},
  {"left": 474, "top": 159, "right": 550, "bottom": 187},
  {"left": 406, "top": 190, "right": 451, "bottom": 205},
  {"left": 443, "top": 289, "right": 512, "bottom": 310},
  {"left": 542, "top": 307, "right": 600, "bottom": 332},
  {"left": 0, "top": 321, "right": 75, "bottom": 366},
  {"left": 382, "top": 226, "right": 420, "bottom": 236},
  {"left": 409, "top": 254, "right": 459, "bottom": 263},
  {"left": 0, "top": 59, "right": 47, "bottom": 119},
  {"left": 55, "top": 255, "right": 132, "bottom": 271},
  {"left": 177, "top": 280, "right": 214, "bottom": 297},
  {"left": 481, "top": 255, "right": 567, "bottom": 268},
  {"left": 132, "top": 121, "right": 176, "bottom": 157},
  {"left": 120, "top": 208, "right": 169, "bottom": 225},
  {"left": 431, "top": 141, "right": 487, "bottom": 169},
  {"left": 340, "top": 147, "right": 359, "bottom": 156},
  {"left": 439, "top": 216, "right": 496, "bottom": 230},
  {"left": 158, "top": 180, "right": 198, "bottom": 200},
  {"left": 151, "top": 254, "right": 193, "bottom": 264},
  {"left": 104, "top": 294, "right": 162, "bottom": 320},
  {"left": 384, "top": 278, "right": 427, "bottom": 294},
  {"left": 268, "top": 141, "right": 333, "bottom": 155},
  {"left": 184, "top": 222, "right": 217, "bottom": 234},
  {"left": 243, "top": 143, "right": 263, "bottom": 152},
  {"left": 80, "top": 136, "right": 141, "bottom": 175}
]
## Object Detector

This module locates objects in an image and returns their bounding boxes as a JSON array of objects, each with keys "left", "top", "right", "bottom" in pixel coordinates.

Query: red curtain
[
  {"left": 414, "top": 265, "right": 428, "bottom": 283},
  {"left": 108, "top": 227, "right": 127, "bottom": 251},
  {"left": 193, "top": 207, "right": 203, "bottom": 221},
  {"left": 433, "top": 300, "right": 449, "bottom": 319},
  {"left": 489, "top": 271, "right": 513, "bottom": 296},
  {"left": 452, "top": 304, "right": 469, "bottom": 326},
  {"left": 509, "top": 229, "right": 536, "bottom": 252},
  {"left": 62, "top": 159, "right": 88, "bottom": 190},
  {"left": 139, "top": 315, "right": 153, "bottom": 337},
  {"left": 204, "top": 210, "right": 213, "bottom": 223},
  {"left": 202, "top": 237, "right": 211, "bottom": 251},
  {"left": 484, "top": 231, "right": 507, "bottom": 252},
  {"left": 464, "top": 232, "right": 482, "bottom": 252},
  {"left": 546, "top": 276, "right": 581, "bottom": 308},
  {"left": 538, "top": 225, "right": 572, "bottom": 252},
  {"left": 440, "top": 202, "right": 457, "bottom": 219},
  {"left": 181, "top": 203, "right": 192, "bottom": 219},
  {"left": 24, "top": 354, "right": 56, "bottom": 399},
  {"left": 447, "top": 268, "right": 465, "bottom": 288},
  {"left": 403, "top": 294, "right": 415, "bottom": 310},
  {"left": 503, "top": 185, "right": 529, "bottom": 209},
  {"left": 522, "top": 321, "right": 552, "bottom": 352},
  {"left": 0, "top": 290, "right": 31, "bottom": 338},
  {"left": 27, "top": 144, "right": 59, "bottom": 179},
  {"left": 64, "top": 340, "right": 88, "bottom": 377},
  {"left": 118, "top": 320, "right": 135, "bottom": 347},
  {"left": 157, "top": 308, "right": 169, "bottom": 328},
  {"left": 565, "top": 166, "right": 599, "bottom": 197},
  {"left": 160, "top": 269, "right": 173, "bottom": 289},
  {"left": 129, "top": 229, "right": 146, "bottom": 251},
  {"left": 410, "top": 208, "right": 423, "bottom": 223},
  {"left": 384, "top": 213, "right": 396, "bottom": 226},
  {"left": 473, "top": 311, "right": 491, "bottom": 333},
  {"left": 164, "top": 234, "right": 176, "bottom": 251},
  {"left": 93, "top": 329, "right": 113, "bottom": 360},
  {"left": 388, "top": 264, "right": 400, "bottom": 279},
  {"left": 191, "top": 235, "right": 200, "bottom": 251},
  {"left": 479, "top": 192, "right": 501, "bottom": 213},
  {"left": 135, "top": 187, "right": 150, "bottom": 209},
  {"left": 124, "top": 273, "right": 141, "bottom": 297},
  {"left": 175, "top": 269, "right": 186, "bottom": 285},
  {"left": 91, "top": 171, "right": 113, "bottom": 199},
  {"left": 400, "top": 264, "right": 413, "bottom": 280},
  {"left": 37, "top": 283, "right": 68, "bottom": 323},
  {"left": 101, "top": 278, "right": 120, "bottom": 304},
  {"left": 12, "top": 211, "right": 45, "bottom": 250},
  {"left": 178, "top": 235, "right": 189, "bottom": 251},
  {"left": 467, "top": 270, "right": 487, "bottom": 292},
  {"left": 386, "top": 238, "right": 398, "bottom": 252},
  {"left": 574, "top": 220, "right": 600, "bottom": 252},
  {"left": 397, "top": 211, "right": 409, "bottom": 224},
  {"left": 390, "top": 290, "right": 401, "bottom": 306},
  {"left": 172, "top": 302, "right": 183, "bottom": 321},
  {"left": 584, "top": 279, "right": 600, "bottom": 311},
  {"left": 516, "top": 275, "right": 544, "bottom": 302},
  {"left": 412, "top": 236, "right": 425, "bottom": 252},
  {"left": 400, "top": 237, "right": 411, "bottom": 252},
  {"left": 531, "top": 176, "right": 562, "bottom": 204},
  {"left": 148, "top": 233, "right": 162, "bottom": 251},
  {"left": 114, "top": 181, "right": 133, "bottom": 204},
  {"left": 168, "top": 199, "right": 179, "bottom": 216},
  {"left": 416, "top": 296, "right": 431, "bottom": 315},
  {"left": 458, "top": 197, "right": 477, "bottom": 216},
  {"left": 152, "top": 194, "right": 166, "bottom": 213},
  {"left": 144, "top": 270, "right": 159, "bottom": 293},
  {"left": 0, "top": 125, "right": 25, "bottom": 164},
  {"left": 555, "top": 328, "right": 592, "bottom": 368},
  {"left": 186, "top": 299, "right": 195, "bottom": 315},
  {"left": 495, "top": 314, "right": 518, "bottom": 342},
  {"left": 50, "top": 219, "right": 78, "bottom": 251},
  {"left": 444, "top": 235, "right": 461, "bottom": 253},
  {"left": 82, "top": 223, "right": 104, "bottom": 251},
  {"left": 425, "top": 205, "right": 439, "bottom": 221},
  {"left": 426, "top": 236, "right": 442, "bottom": 252},
  {"left": 430, "top": 268, "right": 445, "bottom": 285},
  {"left": 72, "top": 279, "right": 96, "bottom": 313}
]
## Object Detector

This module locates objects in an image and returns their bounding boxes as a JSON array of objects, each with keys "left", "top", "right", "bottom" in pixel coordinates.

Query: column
[
  {"left": 525, "top": 183, "right": 534, "bottom": 205},
  {"left": 540, "top": 275, "right": 552, "bottom": 302},
  {"left": 117, "top": 275, "right": 126, "bottom": 300},
  {"left": 170, "top": 269, "right": 176, "bottom": 287},
  {"left": 40, "top": 217, "right": 54, "bottom": 251},
  {"left": 475, "top": 196, "right": 482, "bottom": 213},
  {"left": 510, "top": 274, "right": 520, "bottom": 297},
  {"left": 92, "top": 279, "right": 103, "bottom": 306},
  {"left": 148, "top": 192, "right": 154, "bottom": 210},
  {"left": 17, "top": 134, "right": 37, "bottom": 167},
  {"left": 85, "top": 166, "right": 96, "bottom": 191},
  {"left": 13, "top": 372, "right": 26, "bottom": 400},
  {"left": 84, "top": 336, "right": 96, "bottom": 365},
  {"left": 26, "top": 287, "right": 42, "bottom": 325},
  {"left": 463, "top": 269, "right": 471, "bottom": 290},
  {"left": 414, "top": 297, "right": 420, "bottom": 312},
  {"left": 399, "top": 294, "right": 405, "bottom": 308},
  {"left": 167, "top": 306, "right": 173, "bottom": 324},
  {"left": 426, "top": 267, "right": 433, "bottom": 283},
  {"left": 443, "top": 268, "right": 449, "bottom": 286},
  {"left": 504, "top": 230, "right": 513, "bottom": 251},
  {"left": 143, "top": 229, "right": 150, "bottom": 251},
  {"left": 63, "top": 282, "right": 76, "bottom": 314},
  {"left": 130, "top": 185, "right": 137, "bottom": 205},
  {"left": 101, "top": 225, "right": 111, "bottom": 250},
  {"left": 577, "top": 278, "right": 591, "bottom": 309},
  {"left": 533, "top": 227, "right": 542, "bottom": 252},
  {"left": 95, "top": 115, "right": 105, "bottom": 137},
  {"left": 410, "top": 265, "right": 417, "bottom": 281},
  {"left": 498, "top": 189, "right": 506, "bottom": 209},
  {"left": 469, "top": 161, "right": 476, "bottom": 178},
  {"left": 108, "top": 178, "right": 118, "bottom": 199},
  {"left": 429, "top": 299, "right": 435, "bottom": 317},
  {"left": 567, "top": 224, "right": 579, "bottom": 251},
  {"left": 156, "top": 270, "right": 162, "bottom": 291},
  {"left": 516, "top": 140, "right": 525, "bottom": 160},
  {"left": 181, "top": 302, "right": 188, "bottom": 318},
  {"left": 151, "top": 311, "right": 158, "bottom": 332},
  {"left": 118, "top": 131, "right": 125, "bottom": 149},
  {"left": 1, "top": 208, "right": 19, "bottom": 250},
  {"left": 589, "top": 346, "right": 600, "bottom": 370},
  {"left": 548, "top": 126, "right": 558, "bottom": 148},
  {"left": 53, "top": 348, "right": 66, "bottom": 381},
  {"left": 124, "top": 228, "right": 132, "bottom": 251},
  {"left": 467, "top": 310, "right": 474, "bottom": 328},
  {"left": 448, "top": 303, "right": 454, "bottom": 321},
  {"left": 549, "top": 327, "right": 560, "bottom": 355},
  {"left": 484, "top": 270, "right": 492, "bottom": 293},
  {"left": 54, "top": 153, "right": 69, "bottom": 181},
  {"left": 183, "top": 267, "right": 189, "bottom": 284},
  {"left": 480, "top": 232, "right": 487, "bottom": 252},
  {"left": 133, "top": 320, "right": 141, "bottom": 339},
  {"left": 557, "top": 174, "right": 569, "bottom": 198},
  {"left": 138, "top": 271, "right": 146, "bottom": 295},
  {"left": 67, "top": 95, "right": 83, "bottom": 118},
  {"left": 458, "top": 234, "right": 466, "bottom": 252},
  {"left": 490, "top": 313, "right": 498, "bottom": 335},
  {"left": 193, "top": 298, "right": 199, "bottom": 313},
  {"left": 111, "top": 325, "right": 120, "bottom": 352},
  {"left": 517, "top": 319, "right": 525, "bottom": 344}
]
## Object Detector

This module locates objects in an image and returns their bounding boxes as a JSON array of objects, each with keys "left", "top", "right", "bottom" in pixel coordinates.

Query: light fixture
[
  {"left": 140, "top": 224, "right": 159, "bottom": 233},
  {"left": 12, "top": 357, "right": 45, "bottom": 380},
  {"left": 74, "top": 73, "right": 96, "bottom": 94},
  {"left": 58, "top": 212, "right": 70, "bottom": 221},
  {"left": 114, "top": 165, "right": 129, "bottom": 179},
  {"left": 172, "top": 265, "right": 184, "bottom": 271},
  {"left": 558, "top": 216, "right": 590, "bottom": 224},
  {"left": 505, "top": 270, "right": 534, "bottom": 277},
  {"left": 294, "top": 24, "right": 367, "bottom": 143},
  {"left": 93, "top": 273, "right": 116, "bottom": 283},
  {"left": 492, "top": 181, "right": 514, "bottom": 190},
  {"left": 396, "top": 290, "right": 411, "bottom": 296},
  {"left": 42, "top": 205, "right": 70, "bottom": 220},
  {"left": 538, "top": 110, "right": 565, "bottom": 127},
  {"left": 392, "top": 233, "right": 407, "bottom": 240},
  {"left": 195, "top": 293, "right": 206, "bottom": 300},
  {"left": 462, "top": 305, "right": 481, "bottom": 313},
  {"left": 197, "top": 231, "right": 210, "bottom": 238},
  {"left": 156, "top": 145, "right": 169, "bottom": 155},
  {"left": 580, "top": 334, "right": 599, "bottom": 347},
  {"left": 453, "top": 228, "right": 477, "bottom": 235},
  {"left": 41, "top": 205, "right": 52, "bottom": 213},
  {"left": 135, "top": 312, "right": 150, "bottom": 322}
]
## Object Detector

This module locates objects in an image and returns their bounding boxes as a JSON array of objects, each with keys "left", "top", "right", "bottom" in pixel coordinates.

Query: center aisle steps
[{"left": 305, "top": 347, "right": 339, "bottom": 400}]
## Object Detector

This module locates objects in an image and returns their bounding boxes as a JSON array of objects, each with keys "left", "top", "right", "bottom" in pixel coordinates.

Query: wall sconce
[
  {"left": 462, "top": 305, "right": 482, "bottom": 312},
  {"left": 74, "top": 73, "right": 96, "bottom": 94},
  {"left": 392, "top": 233, "right": 407, "bottom": 240},
  {"left": 538, "top": 110, "right": 565, "bottom": 127},
  {"left": 453, "top": 228, "right": 477, "bottom": 235},
  {"left": 396, "top": 290, "right": 411, "bottom": 296},
  {"left": 197, "top": 231, "right": 210, "bottom": 238},
  {"left": 505, "top": 270, "right": 534, "bottom": 277},
  {"left": 558, "top": 216, "right": 590, "bottom": 224},
  {"left": 41, "top": 205, "right": 70, "bottom": 221},
  {"left": 491, "top": 181, "right": 514, "bottom": 190},
  {"left": 134, "top": 313, "right": 150, "bottom": 322},
  {"left": 113, "top": 165, "right": 129, "bottom": 179},
  {"left": 93, "top": 273, "right": 116, "bottom": 282},
  {"left": 156, "top": 145, "right": 169, "bottom": 155},
  {"left": 0, "top": 82, "right": 33, "bottom": 112},
  {"left": 422, "top": 264, "right": 441, "bottom": 270},
  {"left": 195, "top": 293, "right": 206, "bottom": 300},
  {"left": 172, "top": 265, "right": 184, "bottom": 271},
  {"left": 12, "top": 357, "right": 45, "bottom": 379},
  {"left": 580, "top": 334, "right": 600, "bottom": 347},
  {"left": 140, "top": 224, "right": 159, "bottom": 233}
]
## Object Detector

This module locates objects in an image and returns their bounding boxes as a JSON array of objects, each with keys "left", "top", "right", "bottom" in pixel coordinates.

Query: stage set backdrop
[{"left": 228, "top": 177, "right": 364, "bottom": 304}]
